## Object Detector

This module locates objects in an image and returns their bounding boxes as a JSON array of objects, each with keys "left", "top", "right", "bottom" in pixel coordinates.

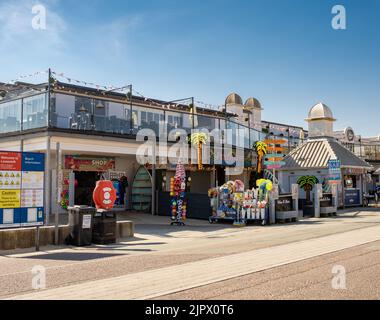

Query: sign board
[
  {"left": 0, "top": 151, "right": 45, "bottom": 229},
  {"left": 344, "top": 189, "right": 360, "bottom": 206},
  {"left": 275, "top": 196, "right": 293, "bottom": 212},
  {"left": 65, "top": 155, "right": 115, "bottom": 172},
  {"left": 327, "top": 159, "right": 342, "bottom": 184}
]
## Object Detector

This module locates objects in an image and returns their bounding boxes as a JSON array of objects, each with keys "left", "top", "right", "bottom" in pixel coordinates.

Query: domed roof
[
  {"left": 244, "top": 97, "right": 262, "bottom": 110},
  {"left": 306, "top": 103, "right": 336, "bottom": 121},
  {"left": 225, "top": 93, "right": 243, "bottom": 105}
]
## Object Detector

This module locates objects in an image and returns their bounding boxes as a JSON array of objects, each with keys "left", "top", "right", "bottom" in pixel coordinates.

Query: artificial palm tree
[
  {"left": 190, "top": 132, "right": 208, "bottom": 170},
  {"left": 297, "top": 175, "right": 319, "bottom": 204},
  {"left": 254, "top": 141, "right": 268, "bottom": 174}
]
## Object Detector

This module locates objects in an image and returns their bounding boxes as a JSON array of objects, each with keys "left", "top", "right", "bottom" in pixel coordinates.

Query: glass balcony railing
[
  {"left": 0, "top": 93, "right": 48, "bottom": 133},
  {"left": 0, "top": 91, "right": 302, "bottom": 153}
]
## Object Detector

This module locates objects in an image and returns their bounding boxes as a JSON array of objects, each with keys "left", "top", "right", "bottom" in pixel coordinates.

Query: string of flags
[
  {"left": 1, "top": 70, "right": 49, "bottom": 88},
  {"left": 132, "top": 88, "right": 195, "bottom": 111},
  {"left": 195, "top": 100, "right": 223, "bottom": 112},
  {"left": 51, "top": 71, "right": 128, "bottom": 93}
]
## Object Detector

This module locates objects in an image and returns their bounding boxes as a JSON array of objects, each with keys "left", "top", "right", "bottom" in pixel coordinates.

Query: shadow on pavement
[{"left": 16, "top": 252, "right": 123, "bottom": 261}]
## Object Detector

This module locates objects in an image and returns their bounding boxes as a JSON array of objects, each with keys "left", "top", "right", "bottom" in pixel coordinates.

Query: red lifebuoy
[{"left": 93, "top": 180, "right": 117, "bottom": 210}]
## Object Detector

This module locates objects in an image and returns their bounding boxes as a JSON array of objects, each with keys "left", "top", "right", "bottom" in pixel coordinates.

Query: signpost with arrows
[{"left": 263, "top": 138, "right": 287, "bottom": 180}]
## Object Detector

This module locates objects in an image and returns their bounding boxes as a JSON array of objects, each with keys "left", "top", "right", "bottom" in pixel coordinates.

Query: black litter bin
[
  {"left": 92, "top": 210, "right": 117, "bottom": 245},
  {"left": 67, "top": 206, "right": 96, "bottom": 246}
]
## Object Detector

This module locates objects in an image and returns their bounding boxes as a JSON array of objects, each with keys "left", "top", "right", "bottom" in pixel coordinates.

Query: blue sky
[{"left": 1, "top": 0, "right": 379, "bottom": 136}]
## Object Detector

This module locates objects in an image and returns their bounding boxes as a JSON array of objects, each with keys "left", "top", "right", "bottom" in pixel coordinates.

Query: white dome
[{"left": 306, "top": 103, "right": 336, "bottom": 121}]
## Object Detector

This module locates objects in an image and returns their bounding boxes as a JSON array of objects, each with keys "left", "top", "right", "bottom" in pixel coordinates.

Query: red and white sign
[
  {"left": 92, "top": 180, "right": 117, "bottom": 210},
  {"left": 0, "top": 152, "right": 22, "bottom": 171}
]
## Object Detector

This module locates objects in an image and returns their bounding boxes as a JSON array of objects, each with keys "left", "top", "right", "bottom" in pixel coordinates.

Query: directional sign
[
  {"left": 266, "top": 154, "right": 285, "bottom": 159},
  {"left": 264, "top": 139, "right": 287, "bottom": 145},
  {"left": 266, "top": 146, "right": 284, "bottom": 152},
  {"left": 264, "top": 161, "right": 286, "bottom": 166},
  {"left": 266, "top": 164, "right": 283, "bottom": 170}
]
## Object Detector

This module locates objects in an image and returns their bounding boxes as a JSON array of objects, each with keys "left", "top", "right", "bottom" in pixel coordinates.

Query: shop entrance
[
  {"left": 74, "top": 171, "right": 101, "bottom": 206},
  {"left": 216, "top": 166, "right": 226, "bottom": 186}
]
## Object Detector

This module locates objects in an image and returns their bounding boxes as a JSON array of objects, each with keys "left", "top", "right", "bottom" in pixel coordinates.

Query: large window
[
  {"left": 102, "top": 101, "right": 131, "bottom": 135},
  {"left": 0, "top": 99, "right": 22, "bottom": 133},
  {"left": 23, "top": 94, "right": 48, "bottom": 130},
  {"left": 50, "top": 93, "right": 76, "bottom": 129},
  {"left": 132, "top": 105, "right": 165, "bottom": 136},
  {"left": 195, "top": 115, "right": 218, "bottom": 132}
]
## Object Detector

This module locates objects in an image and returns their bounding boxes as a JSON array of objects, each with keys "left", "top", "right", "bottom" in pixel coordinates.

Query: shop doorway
[
  {"left": 216, "top": 167, "right": 226, "bottom": 186},
  {"left": 74, "top": 171, "right": 101, "bottom": 206}
]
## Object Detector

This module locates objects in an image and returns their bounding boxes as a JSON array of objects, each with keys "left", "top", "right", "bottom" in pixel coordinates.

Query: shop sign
[
  {"left": 327, "top": 159, "right": 341, "bottom": 184},
  {"left": 65, "top": 156, "right": 115, "bottom": 172},
  {"left": 342, "top": 167, "right": 366, "bottom": 175}
]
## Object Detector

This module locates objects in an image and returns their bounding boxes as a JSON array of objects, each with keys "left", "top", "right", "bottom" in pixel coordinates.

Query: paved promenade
[{"left": 8, "top": 222, "right": 380, "bottom": 300}]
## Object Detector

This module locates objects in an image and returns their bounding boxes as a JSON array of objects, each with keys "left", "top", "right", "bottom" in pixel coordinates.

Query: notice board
[{"left": 0, "top": 151, "right": 45, "bottom": 229}]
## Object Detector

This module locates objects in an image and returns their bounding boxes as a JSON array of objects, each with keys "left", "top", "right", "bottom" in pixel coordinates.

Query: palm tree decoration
[
  {"left": 254, "top": 141, "right": 268, "bottom": 174},
  {"left": 297, "top": 176, "right": 319, "bottom": 204},
  {"left": 190, "top": 132, "right": 208, "bottom": 170}
]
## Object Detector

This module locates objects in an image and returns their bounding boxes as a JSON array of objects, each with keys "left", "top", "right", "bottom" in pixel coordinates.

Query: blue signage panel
[
  {"left": 344, "top": 189, "right": 360, "bottom": 206},
  {"left": 22, "top": 153, "right": 45, "bottom": 172},
  {"left": 328, "top": 159, "right": 342, "bottom": 183},
  {"left": 20, "top": 207, "right": 44, "bottom": 227}
]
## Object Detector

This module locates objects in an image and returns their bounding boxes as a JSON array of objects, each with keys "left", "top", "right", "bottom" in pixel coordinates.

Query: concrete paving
[
  {"left": 7, "top": 221, "right": 380, "bottom": 300},
  {"left": 158, "top": 240, "right": 380, "bottom": 300},
  {"left": 1, "top": 208, "right": 380, "bottom": 300}
]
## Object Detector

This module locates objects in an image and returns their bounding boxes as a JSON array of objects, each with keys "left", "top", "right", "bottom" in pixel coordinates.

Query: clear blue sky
[{"left": 1, "top": 0, "right": 379, "bottom": 136}]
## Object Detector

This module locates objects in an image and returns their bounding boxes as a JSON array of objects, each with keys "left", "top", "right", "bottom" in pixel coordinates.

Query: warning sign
[
  {"left": 0, "top": 190, "right": 21, "bottom": 209},
  {"left": 0, "top": 171, "right": 22, "bottom": 189}
]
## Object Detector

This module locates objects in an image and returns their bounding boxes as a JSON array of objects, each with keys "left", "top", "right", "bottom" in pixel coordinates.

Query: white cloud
[
  {"left": 0, "top": 0, "right": 67, "bottom": 51},
  {"left": 95, "top": 15, "right": 142, "bottom": 58}
]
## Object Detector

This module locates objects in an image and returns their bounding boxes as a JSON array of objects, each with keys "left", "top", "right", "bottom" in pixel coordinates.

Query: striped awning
[{"left": 281, "top": 138, "right": 372, "bottom": 170}]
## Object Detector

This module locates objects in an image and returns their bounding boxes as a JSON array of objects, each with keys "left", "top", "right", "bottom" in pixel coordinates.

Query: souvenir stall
[
  {"left": 208, "top": 179, "right": 273, "bottom": 225},
  {"left": 170, "top": 161, "right": 187, "bottom": 226},
  {"left": 342, "top": 167, "right": 366, "bottom": 207}
]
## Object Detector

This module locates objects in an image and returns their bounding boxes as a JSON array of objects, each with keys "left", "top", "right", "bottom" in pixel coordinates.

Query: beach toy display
[{"left": 170, "top": 161, "right": 187, "bottom": 226}]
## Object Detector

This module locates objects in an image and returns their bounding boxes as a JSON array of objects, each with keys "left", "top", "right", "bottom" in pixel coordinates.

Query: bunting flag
[
  {"left": 51, "top": 71, "right": 124, "bottom": 92},
  {"left": 2, "top": 70, "right": 49, "bottom": 88}
]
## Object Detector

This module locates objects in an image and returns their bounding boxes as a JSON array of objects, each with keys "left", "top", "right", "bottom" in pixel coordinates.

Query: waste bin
[
  {"left": 92, "top": 209, "right": 117, "bottom": 244},
  {"left": 67, "top": 206, "right": 96, "bottom": 246}
]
